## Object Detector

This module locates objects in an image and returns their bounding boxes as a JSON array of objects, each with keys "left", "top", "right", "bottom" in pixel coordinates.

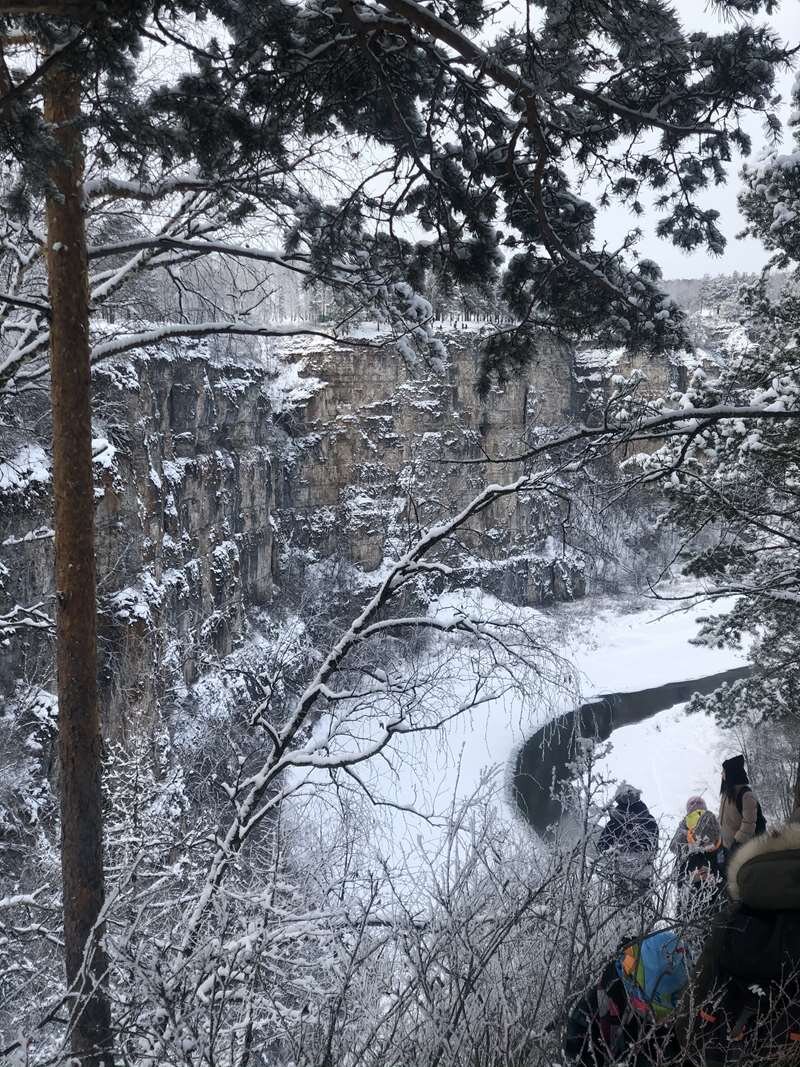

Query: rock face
[
  {"left": 282, "top": 333, "right": 580, "bottom": 601},
  {"left": 0, "top": 329, "right": 680, "bottom": 730},
  {"left": 1, "top": 348, "right": 281, "bottom": 739},
  {"left": 572, "top": 344, "right": 688, "bottom": 425}
]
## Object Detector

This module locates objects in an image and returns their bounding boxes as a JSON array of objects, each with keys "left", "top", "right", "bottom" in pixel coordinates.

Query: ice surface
[
  {"left": 594, "top": 702, "right": 727, "bottom": 832},
  {"left": 290, "top": 589, "right": 747, "bottom": 885}
]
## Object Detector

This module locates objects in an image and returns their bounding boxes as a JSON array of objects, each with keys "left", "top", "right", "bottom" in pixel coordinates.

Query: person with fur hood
[{"left": 679, "top": 824, "right": 800, "bottom": 1066}]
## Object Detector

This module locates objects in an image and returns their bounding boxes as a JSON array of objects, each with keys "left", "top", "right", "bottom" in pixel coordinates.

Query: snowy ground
[
  {"left": 291, "top": 589, "right": 747, "bottom": 879},
  {"left": 385, "top": 590, "right": 743, "bottom": 840},
  {"left": 555, "top": 593, "right": 748, "bottom": 696},
  {"left": 594, "top": 701, "right": 729, "bottom": 831}
]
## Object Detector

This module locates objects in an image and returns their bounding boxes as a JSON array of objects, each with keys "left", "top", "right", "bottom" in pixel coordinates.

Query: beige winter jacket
[{"left": 719, "top": 784, "right": 758, "bottom": 849}]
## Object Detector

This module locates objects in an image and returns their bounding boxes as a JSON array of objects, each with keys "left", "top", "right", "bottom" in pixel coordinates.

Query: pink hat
[{"left": 686, "top": 795, "right": 706, "bottom": 813}]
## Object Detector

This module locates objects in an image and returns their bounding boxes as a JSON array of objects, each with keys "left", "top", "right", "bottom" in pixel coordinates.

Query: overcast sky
[{"left": 580, "top": 1, "right": 798, "bottom": 279}]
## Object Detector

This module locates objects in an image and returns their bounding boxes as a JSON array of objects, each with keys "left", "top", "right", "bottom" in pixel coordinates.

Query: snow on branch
[
  {"left": 0, "top": 600, "right": 53, "bottom": 638},
  {"left": 0, "top": 291, "right": 49, "bottom": 316},
  {"left": 465, "top": 403, "right": 800, "bottom": 468},
  {"left": 82, "top": 174, "right": 214, "bottom": 204},
  {"left": 179, "top": 467, "right": 546, "bottom": 946},
  {"left": 89, "top": 322, "right": 344, "bottom": 363},
  {"left": 84, "top": 236, "right": 350, "bottom": 282}
]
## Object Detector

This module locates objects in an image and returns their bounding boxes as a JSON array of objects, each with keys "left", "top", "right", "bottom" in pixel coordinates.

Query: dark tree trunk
[{"left": 44, "top": 62, "right": 113, "bottom": 1067}]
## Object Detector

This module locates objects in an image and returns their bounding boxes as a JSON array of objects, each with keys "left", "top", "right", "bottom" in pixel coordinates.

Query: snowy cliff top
[{"left": 574, "top": 346, "right": 627, "bottom": 370}]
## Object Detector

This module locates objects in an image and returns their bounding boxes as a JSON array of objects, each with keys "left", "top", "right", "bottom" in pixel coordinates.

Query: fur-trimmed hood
[{"left": 728, "top": 824, "right": 800, "bottom": 910}]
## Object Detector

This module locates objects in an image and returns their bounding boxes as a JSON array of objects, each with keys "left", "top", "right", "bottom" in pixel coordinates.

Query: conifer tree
[
  {"left": 0, "top": 1, "right": 793, "bottom": 1062},
  {"left": 640, "top": 74, "right": 800, "bottom": 731}
]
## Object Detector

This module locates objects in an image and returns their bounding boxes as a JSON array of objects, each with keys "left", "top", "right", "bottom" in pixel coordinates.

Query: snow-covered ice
[
  {"left": 594, "top": 702, "right": 728, "bottom": 832},
  {"left": 291, "top": 588, "right": 748, "bottom": 879},
  {"left": 382, "top": 592, "right": 746, "bottom": 831},
  {"left": 558, "top": 593, "right": 748, "bottom": 696}
]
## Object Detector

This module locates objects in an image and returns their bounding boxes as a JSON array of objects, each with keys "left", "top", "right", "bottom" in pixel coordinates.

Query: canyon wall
[{"left": 0, "top": 329, "right": 682, "bottom": 734}]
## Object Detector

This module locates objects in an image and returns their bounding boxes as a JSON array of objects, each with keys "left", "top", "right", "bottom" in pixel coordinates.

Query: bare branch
[{"left": 0, "top": 290, "right": 49, "bottom": 315}]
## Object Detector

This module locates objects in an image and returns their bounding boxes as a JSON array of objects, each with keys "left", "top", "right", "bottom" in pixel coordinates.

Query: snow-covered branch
[
  {"left": 0, "top": 600, "right": 53, "bottom": 637},
  {"left": 82, "top": 174, "right": 215, "bottom": 203},
  {"left": 467, "top": 404, "right": 800, "bottom": 468},
  {"left": 89, "top": 322, "right": 343, "bottom": 363},
  {"left": 179, "top": 466, "right": 552, "bottom": 945},
  {"left": 85, "top": 237, "right": 346, "bottom": 281},
  {"left": 0, "top": 291, "right": 49, "bottom": 316}
]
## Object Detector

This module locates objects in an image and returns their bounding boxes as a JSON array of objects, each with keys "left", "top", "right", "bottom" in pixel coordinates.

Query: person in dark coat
[
  {"left": 678, "top": 823, "right": 800, "bottom": 1066},
  {"left": 597, "top": 783, "right": 659, "bottom": 898},
  {"left": 598, "top": 783, "right": 659, "bottom": 855}
]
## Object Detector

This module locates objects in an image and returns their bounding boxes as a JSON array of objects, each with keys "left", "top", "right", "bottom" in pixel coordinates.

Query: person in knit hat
[
  {"left": 597, "top": 783, "right": 659, "bottom": 901},
  {"left": 719, "top": 754, "right": 766, "bottom": 855},
  {"left": 670, "top": 795, "right": 725, "bottom": 901}
]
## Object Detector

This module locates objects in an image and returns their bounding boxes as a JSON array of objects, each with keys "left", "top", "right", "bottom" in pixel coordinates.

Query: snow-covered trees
[
  {"left": 0, "top": 0, "right": 793, "bottom": 385},
  {"left": 656, "top": 282, "right": 800, "bottom": 728},
  {"left": 1, "top": 720, "right": 680, "bottom": 1067},
  {"left": 631, "top": 78, "right": 800, "bottom": 734},
  {"left": 0, "top": 1, "right": 797, "bottom": 1061}
]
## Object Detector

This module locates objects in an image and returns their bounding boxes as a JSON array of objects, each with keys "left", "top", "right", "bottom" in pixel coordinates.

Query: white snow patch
[
  {"left": 575, "top": 347, "right": 626, "bottom": 371},
  {"left": 563, "top": 595, "right": 748, "bottom": 696},
  {"left": 594, "top": 702, "right": 728, "bottom": 832},
  {"left": 0, "top": 444, "right": 50, "bottom": 495},
  {"left": 2, "top": 526, "right": 53, "bottom": 547},
  {"left": 92, "top": 437, "right": 117, "bottom": 471},
  {"left": 108, "top": 586, "right": 153, "bottom": 625},
  {"left": 261, "top": 349, "right": 325, "bottom": 413}
]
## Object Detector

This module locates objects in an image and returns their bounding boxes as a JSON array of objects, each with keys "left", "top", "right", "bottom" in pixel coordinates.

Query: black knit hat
[{"left": 722, "top": 754, "right": 749, "bottom": 786}]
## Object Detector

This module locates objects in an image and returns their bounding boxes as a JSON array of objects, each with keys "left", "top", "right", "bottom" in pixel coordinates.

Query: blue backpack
[
  {"left": 564, "top": 932, "right": 690, "bottom": 1066},
  {"left": 617, "top": 930, "right": 690, "bottom": 1021}
]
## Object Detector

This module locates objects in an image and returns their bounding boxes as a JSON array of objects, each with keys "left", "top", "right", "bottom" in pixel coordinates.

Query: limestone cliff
[
  {"left": 2, "top": 346, "right": 280, "bottom": 739},
  {"left": 281, "top": 331, "right": 580, "bottom": 601},
  {"left": 0, "top": 328, "right": 681, "bottom": 734}
]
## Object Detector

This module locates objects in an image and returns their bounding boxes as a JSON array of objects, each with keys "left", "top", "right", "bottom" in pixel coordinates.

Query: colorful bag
[
  {"left": 564, "top": 934, "right": 690, "bottom": 1065},
  {"left": 685, "top": 808, "right": 722, "bottom": 851},
  {"left": 618, "top": 931, "right": 690, "bottom": 1022}
]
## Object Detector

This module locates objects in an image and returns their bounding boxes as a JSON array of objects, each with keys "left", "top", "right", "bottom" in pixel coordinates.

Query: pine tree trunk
[{"left": 44, "top": 62, "right": 113, "bottom": 1067}]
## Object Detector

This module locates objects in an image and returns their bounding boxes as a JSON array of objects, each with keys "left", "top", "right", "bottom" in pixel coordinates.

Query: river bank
[{"left": 291, "top": 588, "right": 749, "bottom": 882}]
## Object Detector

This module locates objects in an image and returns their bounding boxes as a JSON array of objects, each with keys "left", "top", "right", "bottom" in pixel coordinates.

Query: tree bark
[{"left": 44, "top": 62, "right": 113, "bottom": 1067}]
